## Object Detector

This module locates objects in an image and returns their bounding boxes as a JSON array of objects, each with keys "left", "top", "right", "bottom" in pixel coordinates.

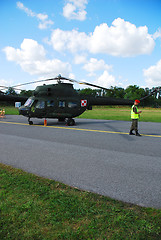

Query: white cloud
[
  {"left": 17, "top": 1, "right": 54, "bottom": 29},
  {"left": 83, "top": 58, "right": 112, "bottom": 76},
  {"left": 63, "top": 0, "right": 88, "bottom": 21},
  {"left": 0, "top": 79, "right": 14, "bottom": 90},
  {"left": 38, "top": 20, "right": 54, "bottom": 30},
  {"left": 17, "top": 1, "right": 35, "bottom": 17},
  {"left": 143, "top": 60, "right": 161, "bottom": 87},
  {"left": 74, "top": 54, "right": 87, "bottom": 64},
  {"left": 37, "top": 13, "right": 48, "bottom": 21},
  {"left": 50, "top": 28, "right": 90, "bottom": 53},
  {"left": 94, "top": 70, "right": 117, "bottom": 89},
  {"left": 3, "top": 39, "right": 71, "bottom": 77},
  {"left": 4, "top": 39, "right": 46, "bottom": 62},
  {"left": 89, "top": 18, "right": 155, "bottom": 56},
  {"left": 50, "top": 18, "right": 155, "bottom": 57},
  {"left": 153, "top": 28, "right": 161, "bottom": 40}
]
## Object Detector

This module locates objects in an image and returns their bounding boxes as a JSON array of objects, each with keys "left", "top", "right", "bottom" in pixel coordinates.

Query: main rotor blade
[
  {"left": 8, "top": 74, "right": 112, "bottom": 91},
  {"left": 60, "top": 76, "right": 112, "bottom": 91},
  {"left": 0, "top": 85, "right": 23, "bottom": 91},
  {"left": 79, "top": 81, "right": 111, "bottom": 91},
  {"left": 11, "top": 77, "right": 59, "bottom": 88},
  {"left": 0, "top": 75, "right": 68, "bottom": 90}
]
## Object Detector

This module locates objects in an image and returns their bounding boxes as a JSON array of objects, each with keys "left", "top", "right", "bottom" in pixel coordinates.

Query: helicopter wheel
[
  {"left": 28, "top": 118, "right": 33, "bottom": 125},
  {"left": 66, "top": 118, "right": 75, "bottom": 126},
  {"left": 29, "top": 121, "right": 33, "bottom": 125}
]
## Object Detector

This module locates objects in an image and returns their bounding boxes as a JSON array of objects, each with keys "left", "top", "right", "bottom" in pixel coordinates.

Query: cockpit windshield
[{"left": 24, "top": 98, "right": 34, "bottom": 107}]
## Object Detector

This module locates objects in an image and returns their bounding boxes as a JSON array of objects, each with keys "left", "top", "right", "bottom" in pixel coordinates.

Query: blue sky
[{"left": 1, "top": 0, "right": 161, "bottom": 91}]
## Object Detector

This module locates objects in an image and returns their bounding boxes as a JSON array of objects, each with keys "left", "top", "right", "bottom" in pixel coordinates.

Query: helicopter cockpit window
[
  {"left": 24, "top": 98, "right": 34, "bottom": 107},
  {"left": 59, "top": 101, "right": 65, "bottom": 108},
  {"left": 68, "top": 102, "right": 77, "bottom": 108},
  {"left": 47, "top": 100, "right": 54, "bottom": 107},
  {"left": 36, "top": 101, "right": 45, "bottom": 109}
]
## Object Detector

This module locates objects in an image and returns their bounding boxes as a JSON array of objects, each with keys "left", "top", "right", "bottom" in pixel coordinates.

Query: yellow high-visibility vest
[{"left": 131, "top": 105, "right": 139, "bottom": 119}]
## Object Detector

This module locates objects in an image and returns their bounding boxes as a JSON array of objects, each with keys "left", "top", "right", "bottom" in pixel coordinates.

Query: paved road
[{"left": 0, "top": 115, "right": 161, "bottom": 208}]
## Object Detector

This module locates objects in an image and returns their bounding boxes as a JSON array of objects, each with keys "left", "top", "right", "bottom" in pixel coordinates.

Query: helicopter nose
[{"left": 19, "top": 106, "right": 29, "bottom": 116}]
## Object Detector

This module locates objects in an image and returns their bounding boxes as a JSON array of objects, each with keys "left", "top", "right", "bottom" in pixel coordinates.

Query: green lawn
[
  {"left": 0, "top": 106, "right": 19, "bottom": 115},
  {"left": 1, "top": 105, "right": 161, "bottom": 122},
  {"left": 0, "top": 163, "right": 160, "bottom": 240},
  {"left": 79, "top": 106, "right": 161, "bottom": 122}
]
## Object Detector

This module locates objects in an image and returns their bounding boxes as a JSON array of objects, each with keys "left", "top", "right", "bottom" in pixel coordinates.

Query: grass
[
  {"left": 1, "top": 105, "right": 161, "bottom": 122},
  {"left": 79, "top": 106, "right": 161, "bottom": 122},
  {"left": 0, "top": 106, "right": 19, "bottom": 115},
  {"left": 0, "top": 163, "right": 161, "bottom": 240}
]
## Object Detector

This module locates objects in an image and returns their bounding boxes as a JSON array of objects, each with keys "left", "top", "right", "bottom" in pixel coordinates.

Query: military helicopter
[
  {"left": 15, "top": 75, "right": 134, "bottom": 126},
  {"left": 0, "top": 75, "right": 159, "bottom": 126}
]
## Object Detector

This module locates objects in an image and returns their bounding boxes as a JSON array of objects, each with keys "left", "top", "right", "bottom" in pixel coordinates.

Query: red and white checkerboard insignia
[{"left": 81, "top": 99, "right": 87, "bottom": 107}]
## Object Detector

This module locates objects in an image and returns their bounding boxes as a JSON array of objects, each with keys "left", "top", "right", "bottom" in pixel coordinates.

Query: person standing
[{"left": 129, "top": 99, "right": 142, "bottom": 136}]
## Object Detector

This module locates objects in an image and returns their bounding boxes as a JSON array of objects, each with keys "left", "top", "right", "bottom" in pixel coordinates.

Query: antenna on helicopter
[{"left": 57, "top": 74, "right": 62, "bottom": 83}]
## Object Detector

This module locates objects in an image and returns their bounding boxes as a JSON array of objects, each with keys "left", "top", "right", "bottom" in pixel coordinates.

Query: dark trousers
[{"left": 130, "top": 119, "right": 138, "bottom": 133}]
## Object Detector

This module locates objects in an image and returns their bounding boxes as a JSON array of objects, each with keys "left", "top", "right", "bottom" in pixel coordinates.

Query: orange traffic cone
[{"left": 44, "top": 119, "right": 47, "bottom": 126}]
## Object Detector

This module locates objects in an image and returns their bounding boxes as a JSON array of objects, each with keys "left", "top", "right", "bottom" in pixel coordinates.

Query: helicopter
[
  {"left": 0, "top": 75, "right": 159, "bottom": 126},
  {"left": 18, "top": 75, "right": 135, "bottom": 126}
]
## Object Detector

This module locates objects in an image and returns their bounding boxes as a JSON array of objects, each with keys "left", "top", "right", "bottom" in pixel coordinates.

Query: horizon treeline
[{"left": 3, "top": 85, "right": 161, "bottom": 107}]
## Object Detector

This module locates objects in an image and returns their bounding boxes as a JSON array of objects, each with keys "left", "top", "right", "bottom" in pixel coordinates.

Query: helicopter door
[{"left": 34, "top": 100, "right": 46, "bottom": 117}]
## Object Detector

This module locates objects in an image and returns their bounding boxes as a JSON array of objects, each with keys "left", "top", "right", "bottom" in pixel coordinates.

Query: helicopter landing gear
[
  {"left": 66, "top": 118, "right": 75, "bottom": 126},
  {"left": 58, "top": 117, "right": 66, "bottom": 122},
  {"left": 28, "top": 117, "right": 33, "bottom": 125}
]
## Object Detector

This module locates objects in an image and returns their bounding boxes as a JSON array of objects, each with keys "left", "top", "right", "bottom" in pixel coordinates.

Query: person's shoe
[
  {"left": 129, "top": 131, "right": 135, "bottom": 135},
  {"left": 136, "top": 132, "right": 142, "bottom": 136}
]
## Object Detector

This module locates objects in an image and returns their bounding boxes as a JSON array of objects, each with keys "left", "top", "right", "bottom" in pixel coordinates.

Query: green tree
[
  {"left": 105, "top": 87, "right": 125, "bottom": 98},
  {"left": 20, "top": 90, "right": 33, "bottom": 97},
  {"left": 124, "top": 85, "right": 145, "bottom": 101},
  {"left": 78, "top": 88, "right": 99, "bottom": 96},
  {"left": 5, "top": 87, "right": 18, "bottom": 96}
]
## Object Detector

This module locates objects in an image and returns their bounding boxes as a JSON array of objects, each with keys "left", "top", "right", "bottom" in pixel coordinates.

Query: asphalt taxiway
[{"left": 0, "top": 115, "right": 161, "bottom": 208}]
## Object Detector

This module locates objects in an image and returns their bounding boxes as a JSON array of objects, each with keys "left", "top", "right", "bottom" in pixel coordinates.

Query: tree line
[
  {"left": 3, "top": 85, "right": 161, "bottom": 107},
  {"left": 78, "top": 85, "right": 161, "bottom": 107}
]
